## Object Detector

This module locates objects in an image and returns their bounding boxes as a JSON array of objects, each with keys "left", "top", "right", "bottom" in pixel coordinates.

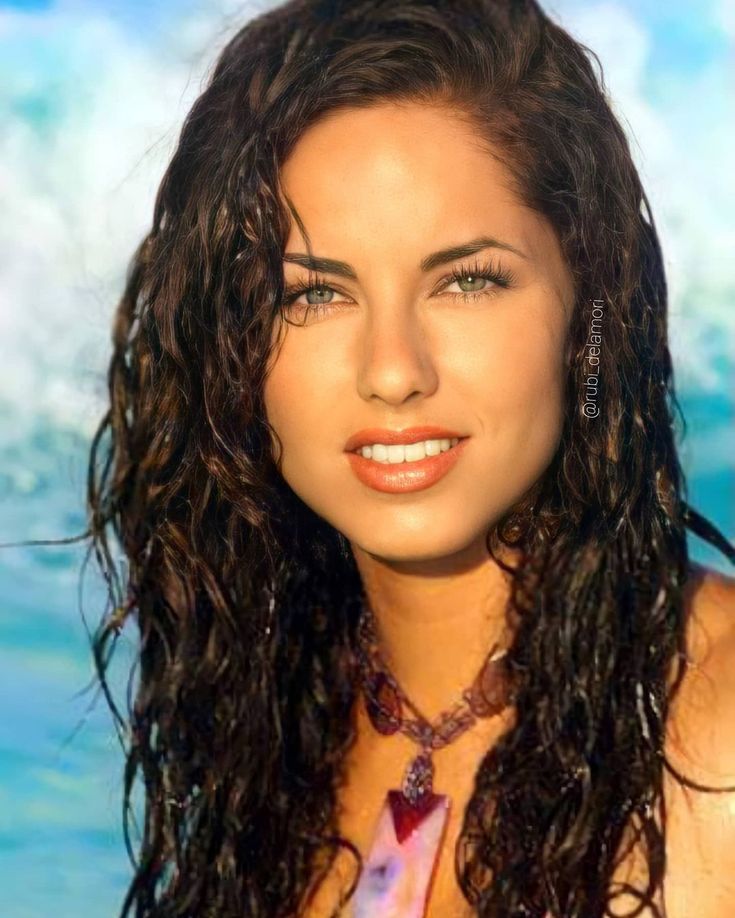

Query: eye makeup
[{"left": 280, "top": 256, "right": 517, "bottom": 321}]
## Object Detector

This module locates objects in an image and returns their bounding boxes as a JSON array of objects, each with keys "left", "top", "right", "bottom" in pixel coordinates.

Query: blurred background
[{"left": 0, "top": 0, "right": 733, "bottom": 915}]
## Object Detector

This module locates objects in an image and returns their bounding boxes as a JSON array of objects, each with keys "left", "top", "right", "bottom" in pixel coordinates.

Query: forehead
[{"left": 279, "top": 102, "right": 557, "bottom": 269}]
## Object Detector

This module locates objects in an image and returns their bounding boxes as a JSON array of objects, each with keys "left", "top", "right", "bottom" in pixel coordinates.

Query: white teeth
[{"left": 358, "top": 437, "right": 459, "bottom": 463}]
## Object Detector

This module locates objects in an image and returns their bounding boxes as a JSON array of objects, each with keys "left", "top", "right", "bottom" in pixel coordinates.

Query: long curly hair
[{"left": 10, "top": 0, "right": 735, "bottom": 915}]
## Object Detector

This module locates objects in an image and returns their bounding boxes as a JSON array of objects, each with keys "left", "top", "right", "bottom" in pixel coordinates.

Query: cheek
[
  {"left": 503, "top": 336, "right": 567, "bottom": 468},
  {"left": 263, "top": 350, "right": 303, "bottom": 459},
  {"left": 459, "top": 313, "right": 567, "bottom": 418},
  {"left": 263, "top": 342, "right": 337, "bottom": 459},
  {"left": 457, "top": 334, "right": 567, "bottom": 515}
]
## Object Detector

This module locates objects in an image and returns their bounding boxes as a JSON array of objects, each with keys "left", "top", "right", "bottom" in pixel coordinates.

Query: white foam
[{"left": 0, "top": 0, "right": 732, "bottom": 446}]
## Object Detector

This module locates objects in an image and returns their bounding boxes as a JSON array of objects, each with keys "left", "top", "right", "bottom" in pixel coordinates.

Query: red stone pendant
[{"left": 388, "top": 788, "right": 446, "bottom": 844}]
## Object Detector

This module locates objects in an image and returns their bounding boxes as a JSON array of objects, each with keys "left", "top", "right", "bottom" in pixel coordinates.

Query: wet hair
[{"left": 10, "top": 0, "right": 735, "bottom": 915}]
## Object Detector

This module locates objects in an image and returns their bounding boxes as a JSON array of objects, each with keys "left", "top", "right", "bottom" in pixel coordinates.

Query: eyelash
[{"left": 280, "top": 257, "right": 517, "bottom": 319}]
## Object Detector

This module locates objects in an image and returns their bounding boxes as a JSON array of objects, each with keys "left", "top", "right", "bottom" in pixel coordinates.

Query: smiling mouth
[
  {"left": 349, "top": 436, "right": 464, "bottom": 462},
  {"left": 345, "top": 436, "right": 470, "bottom": 494}
]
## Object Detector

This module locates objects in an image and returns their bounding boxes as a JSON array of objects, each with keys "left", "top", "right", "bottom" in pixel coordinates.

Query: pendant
[{"left": 353, "top": 751, "right": 450, "bottom": 917}]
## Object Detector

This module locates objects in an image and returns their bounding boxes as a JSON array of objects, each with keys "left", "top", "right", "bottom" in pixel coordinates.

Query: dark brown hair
[{"left": 10, "top": 0, "right": 735, "bottom": 915}]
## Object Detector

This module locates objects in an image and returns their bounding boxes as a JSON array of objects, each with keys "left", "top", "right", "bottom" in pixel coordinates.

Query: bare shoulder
[
  {"left": 679, "top": 560, "right": 735, "bottom": 695},
  {"left": 656, "top": 560, "right": 735, "bottom": 918},
  {"left": 684, "top": 559, "right": 735, "bottom": 643},
  {"left": 668, "top": 560, "right": 735, "bottom": 776}
]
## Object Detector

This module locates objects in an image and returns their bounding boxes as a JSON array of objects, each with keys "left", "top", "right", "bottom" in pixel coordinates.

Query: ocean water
[
  {"left": 0, "top": 410, "right": 141, "bottom": 917},
  {"left": 1, "top": 1, "right": 734, "bottom": 916}
]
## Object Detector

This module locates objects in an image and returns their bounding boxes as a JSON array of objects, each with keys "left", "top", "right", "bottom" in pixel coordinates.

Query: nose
[{"left": 355, "top": 308, "right": 440, "bottom": 407}]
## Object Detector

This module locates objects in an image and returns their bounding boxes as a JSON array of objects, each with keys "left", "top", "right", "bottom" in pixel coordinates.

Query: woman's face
[{"left": 264, "top": 101, "right": 575, "bottom": 567}]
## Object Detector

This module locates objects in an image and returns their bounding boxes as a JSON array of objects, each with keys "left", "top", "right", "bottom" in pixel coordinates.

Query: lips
[
  {"left": 345, "top": 435, "right": 469, "bottom": 493},
  {"left": 344, "top": 426, "right": 466, "bottom": 453}
]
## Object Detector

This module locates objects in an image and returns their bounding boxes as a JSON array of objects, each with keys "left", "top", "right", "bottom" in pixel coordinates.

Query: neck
[{"left": 351, "top": 538, "right": 520, "bottom": 722}]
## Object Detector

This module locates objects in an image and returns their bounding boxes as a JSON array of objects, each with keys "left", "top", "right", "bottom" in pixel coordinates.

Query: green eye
[
  {"left": 444, "top": 257, "right": 516, "bottom": 301},
  {"left": 280, "top": 256, "right": 516, "bottom": 322}
]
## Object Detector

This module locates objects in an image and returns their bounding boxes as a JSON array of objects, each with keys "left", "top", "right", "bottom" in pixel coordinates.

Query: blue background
[{"left": 0, "top": 0, "right": 733, "bottom": 914}]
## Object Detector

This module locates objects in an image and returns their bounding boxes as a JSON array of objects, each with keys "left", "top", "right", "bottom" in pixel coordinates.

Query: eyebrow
[{"left": 282, "top": 235, "right": 528, "bottom": 279}]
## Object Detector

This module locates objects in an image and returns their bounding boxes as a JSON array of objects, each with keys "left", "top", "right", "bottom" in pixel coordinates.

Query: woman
[{"left": 80, "top": 0, "right": 735, "bottom": 915}]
